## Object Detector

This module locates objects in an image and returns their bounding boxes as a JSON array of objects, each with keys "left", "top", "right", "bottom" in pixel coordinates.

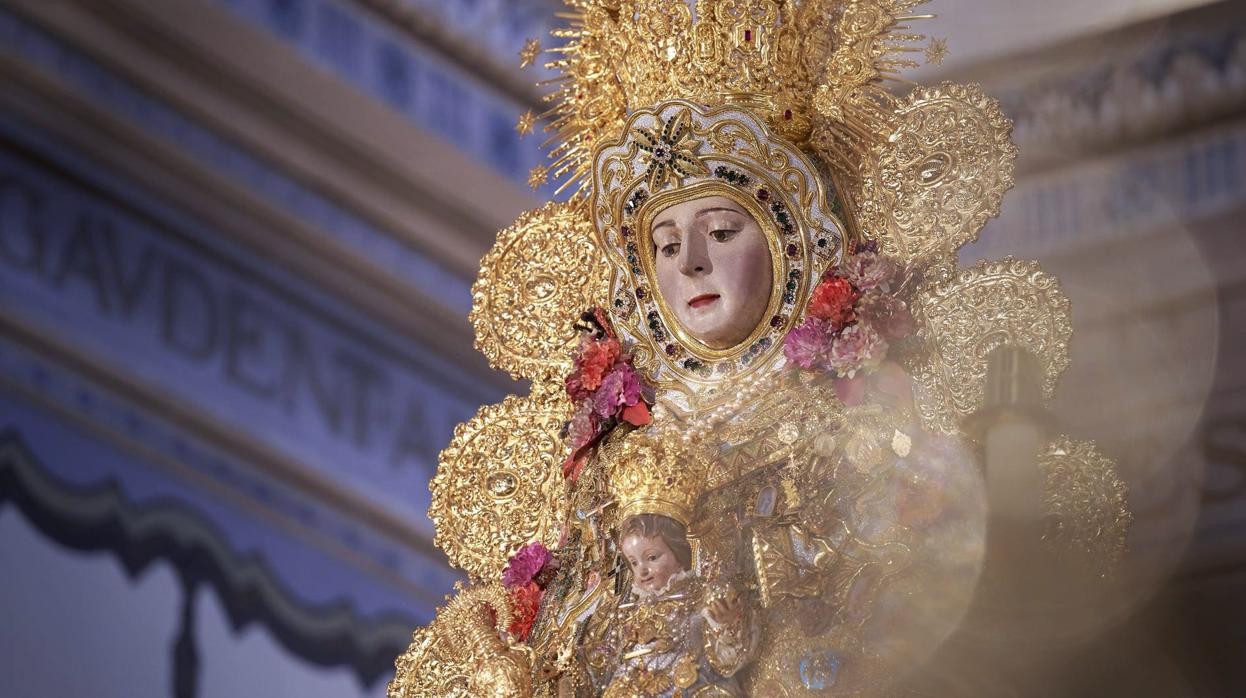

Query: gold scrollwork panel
[
  {"left": 470, "top": 200, "right": 611, "bottom": 382},
  {"left": 429, "top": 391, "right": 572, "bottom": 581},
  {"left": 857, "top": 82, "right": 1018, "bottom": 268},
  {"left": 389, "top": 583, "right": 532, "bottom": 697},
  {"left": 910, "top": 258, "right": 1072, "bottom": 434},
  {"left": 388, "top": 624, "right": 469, "bottom": 697}
]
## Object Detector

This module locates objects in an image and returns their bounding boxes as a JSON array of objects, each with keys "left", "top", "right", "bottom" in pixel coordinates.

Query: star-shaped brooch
[{"left": 631, "top": 108, "right": 708, "bottom": 191}]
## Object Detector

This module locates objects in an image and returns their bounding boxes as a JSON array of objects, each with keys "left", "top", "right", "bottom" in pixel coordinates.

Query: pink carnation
[
  {"left": 593, "top": 363, "right": 643, "bottom": 418},
  {"left": 565, "top": 371, "right": 591, "bottom": 402},
  {"left": 567, "top": 400, "right": 599, "bottom": 450},
  {"left": 827, "top": 322, "right": 888, "bottom": 377},
  {"left": 503, "top": 542, "right": 552, "bottom": 590},
  {"left": 783, "top": 317, "right": 834, "bottom": 369},
  {"left": 857, "top": 292, "right": 914, "bottom": 340},
  {"left": 841, "top": 251, "right": 895, "bottom": 292}
]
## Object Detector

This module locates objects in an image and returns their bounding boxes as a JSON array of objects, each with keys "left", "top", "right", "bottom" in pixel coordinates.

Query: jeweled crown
[
  {"left": 608, "top": 433, "right": 707, "bottom": 527},
  {"left": 540, "top": 0, "right": 943, "bottom": 193}
]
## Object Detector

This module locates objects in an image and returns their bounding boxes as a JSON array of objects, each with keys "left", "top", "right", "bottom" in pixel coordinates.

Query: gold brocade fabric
[{"left": 519, "top": 377, "right": 987, "bottom": 696}]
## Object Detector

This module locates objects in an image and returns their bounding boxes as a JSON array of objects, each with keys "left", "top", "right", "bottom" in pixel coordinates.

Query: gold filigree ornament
[
  {"left": 910, "top": 258, "right": 1073, "bottom": 435},
  {"left": 1040, "top": 437, "right": 1132, "bottom": 578},
  {"left": 855, "top": 82, "right": 1019, "bottom": 268},
  {"left": 470, "top": 200, "right": 611, "bottom": 382},
  {"left": 428, "top": 392, "right": 573, "bottom": 581},
  {"left": 591, "top": 100, "right": 847, "bottom": 410},
  {"left": 388, "top": 583, "right": 532, "bottom": 697}
]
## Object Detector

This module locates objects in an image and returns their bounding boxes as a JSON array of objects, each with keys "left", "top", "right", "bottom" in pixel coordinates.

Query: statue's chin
[
  {"left": 686, "top": 326, "right": 758, "bottom": 351},
  {"left": 677, "top": 314, "right": 762, "bottom": 351}
]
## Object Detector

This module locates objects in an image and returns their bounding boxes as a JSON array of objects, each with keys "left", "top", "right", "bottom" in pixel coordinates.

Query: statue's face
[
  {"left": 622, "top": 532, "right": 684, "bottom": 595},
  {"left": 651, "top": 195, "right": 773, "bottom": 349}
]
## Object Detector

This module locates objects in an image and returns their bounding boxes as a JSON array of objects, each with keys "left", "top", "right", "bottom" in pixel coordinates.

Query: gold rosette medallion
[
  {"left": 428, "top": 391, "right": 572, "bottom": 581},
  {"left": 1041, "top": 436, "right": 1132, "bottom": 577},
  {"left": 857, "top": 82, "right": 1019, "bottom": 268},
  {"left": 470, "top": 200, "right": 611, "bottom": 382}
]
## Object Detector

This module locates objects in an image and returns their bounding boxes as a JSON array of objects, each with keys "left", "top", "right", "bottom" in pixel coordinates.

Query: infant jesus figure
[{"left": 593, "top": 511, "right": 756, "bottom": 697}]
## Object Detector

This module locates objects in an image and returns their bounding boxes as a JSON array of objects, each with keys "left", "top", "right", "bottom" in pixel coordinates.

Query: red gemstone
[
  {"left": 770, "top": 315, "right": 784, "bottom": 328},
  {"left": 621, "top": 225, "right": 631, "bottom": 237},
  {"left": 783, "top": 109, "right": 793, "bottom": 120},
  {"left": 757, "top": 189, "right": 770, "bottom": 201},
  {"left": 744, "top": 29, "right": 752, "bottom": 42},
  {"left": 786, "top": 243, "right": 798, "bottom": 257}
]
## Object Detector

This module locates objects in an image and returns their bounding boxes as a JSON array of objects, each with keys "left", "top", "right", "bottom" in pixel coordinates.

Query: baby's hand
[{"left": 706, "top": 589, "right": 742, "bottom": 626}]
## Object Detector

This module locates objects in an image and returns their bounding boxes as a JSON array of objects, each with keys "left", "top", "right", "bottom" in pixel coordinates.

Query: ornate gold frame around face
[
  {"left": 634, "top": 181, "right": 784, "bottom": 362},
  {"left": 590, "top": 100, "right": 849, "bottom": 410}
]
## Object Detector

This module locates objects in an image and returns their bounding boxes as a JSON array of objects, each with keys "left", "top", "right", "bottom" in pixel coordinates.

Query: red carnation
[
  {"left": 507, "top": 581, "right": 543, "bottom": 642},
  {"left": 576, "top": 336, "right": 621, "bottom": 391},
  {"left": 807, "top": 276, "right": 859, "bottom": 329}
]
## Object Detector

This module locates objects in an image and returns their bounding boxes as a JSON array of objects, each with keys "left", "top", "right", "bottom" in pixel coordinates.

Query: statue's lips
[{"left": 688, "top": 294, "right": 720, "bottom": 309}]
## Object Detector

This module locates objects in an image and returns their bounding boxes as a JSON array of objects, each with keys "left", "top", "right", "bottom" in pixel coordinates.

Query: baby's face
[{"left": 622, "top": 532, "right": 684, "bottom": 595}]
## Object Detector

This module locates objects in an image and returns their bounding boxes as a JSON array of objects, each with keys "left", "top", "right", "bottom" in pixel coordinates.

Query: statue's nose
[{"left": 678, "top": 234, "right": 710, "bottom": 276}]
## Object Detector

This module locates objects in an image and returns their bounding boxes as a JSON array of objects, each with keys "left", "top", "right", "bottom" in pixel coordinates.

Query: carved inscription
[{"left": 0, "top": 165, "right": 481, "bottom": 482}]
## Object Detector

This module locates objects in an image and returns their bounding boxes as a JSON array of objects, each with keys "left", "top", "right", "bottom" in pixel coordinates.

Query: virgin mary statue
[{"left": 387, "top": 1, "right": 1132, "bottom": 696}]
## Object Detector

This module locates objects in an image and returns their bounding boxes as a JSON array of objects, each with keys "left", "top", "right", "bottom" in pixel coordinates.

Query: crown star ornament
[
  {"left": 520, "top": 38, "right": 542, "bottom": 68},
  {"left": 516, "top": 109, "right": 537, "bottom": 137}
]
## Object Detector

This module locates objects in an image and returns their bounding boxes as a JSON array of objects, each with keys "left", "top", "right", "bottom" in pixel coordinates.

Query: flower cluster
[
  {"left": 783, "top": 245, "right": 914, "bottom": 385},
  {"left": 563, "top": 308, "right": 654, "bottom": 482},
  {"left": 501, "top": 541, "right": 560, "bottom": 642}
]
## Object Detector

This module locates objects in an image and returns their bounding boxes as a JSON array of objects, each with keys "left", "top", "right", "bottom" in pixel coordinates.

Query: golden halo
[
  {"left": 857, "top": 82, "right": 1019, "bottom": 267},
  {"left": 910, "top": 258, "right": 1073, "bottom": 435},
  {"left": 429, "top": 391, "right": 572, "bottom": 581},
  {"left": 1041, "top": 436, "right": 1132, "bottom": 578},
  {"left": 470, "top": 200, "right": 611, "bottom": 382}
]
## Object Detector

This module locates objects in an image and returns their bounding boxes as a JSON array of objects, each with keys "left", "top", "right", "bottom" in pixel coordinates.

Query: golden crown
[
  {"left": 607, "top": 432, "right": 707, "bottom": 527},
  {"left": 537, "top": 0, "right": 943, "bottom": 195}
]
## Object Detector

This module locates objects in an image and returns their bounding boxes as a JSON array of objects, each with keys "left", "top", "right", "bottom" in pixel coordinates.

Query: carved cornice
[
  {"left": 933, "top": 1, "right": 1246, "bottom": 172},
  {"left": 1007, "top": 30, "right": 1246, "bottom": 165},
  {"left": 350, "top": 0, "right": 553, "bottom": 110}
]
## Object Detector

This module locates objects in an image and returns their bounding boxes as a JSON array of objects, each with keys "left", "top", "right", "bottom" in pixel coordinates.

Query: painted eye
[
  {"left": 710, "top": 229, "right": 737, "bottom": 242},
  {"left": 660, "top": 243, "right": 680, "bottom": 257}
]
